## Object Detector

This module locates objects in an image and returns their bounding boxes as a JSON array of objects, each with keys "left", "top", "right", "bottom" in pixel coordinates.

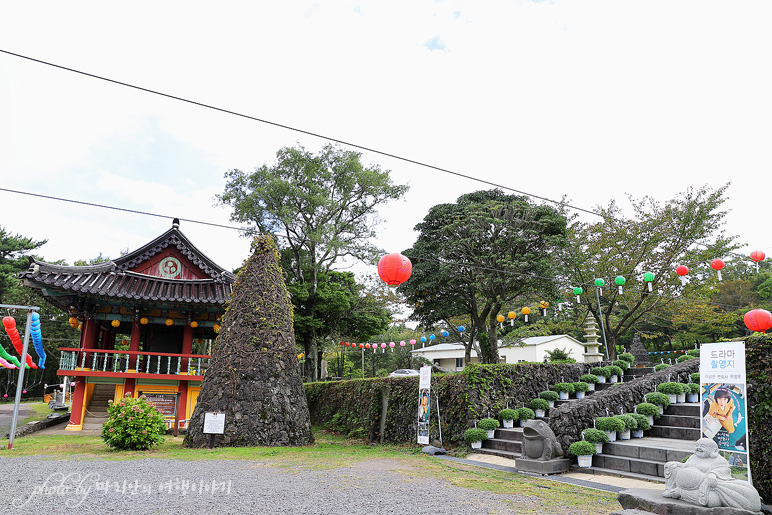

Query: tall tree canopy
[
  {"left": 217, "top": 143, "right": 408, "bottom": 380},
  {"left": 0, "top": 226, "right": 46, "bottom": 303},
  {"left": 563, "top": 184, "right": 738, "bottom": 360},
  {"left": 398, "top": 190, "right": 568, "bottom": 364}
]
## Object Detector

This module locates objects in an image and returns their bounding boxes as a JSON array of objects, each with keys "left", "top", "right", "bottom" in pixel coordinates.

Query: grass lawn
[{"left": 0, "top": 427, "right": 620, "bottom": 515}]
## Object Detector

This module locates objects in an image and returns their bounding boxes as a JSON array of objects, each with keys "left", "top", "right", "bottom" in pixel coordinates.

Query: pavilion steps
[{"left": 82, "top": 384, "right": 115, "bottom": 430}]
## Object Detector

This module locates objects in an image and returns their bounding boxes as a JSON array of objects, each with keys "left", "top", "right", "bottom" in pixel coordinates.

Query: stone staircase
[
  {"left": 82, "top": 384, "right": 115, "bottom": 430},
  {"left": 473, "top": 364, "right": 702, "bottom": 484}
]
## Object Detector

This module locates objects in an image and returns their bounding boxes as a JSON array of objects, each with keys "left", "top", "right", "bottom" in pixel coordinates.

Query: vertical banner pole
[{"left": 8, "top": 309, "right": 34, "bottom": 449}]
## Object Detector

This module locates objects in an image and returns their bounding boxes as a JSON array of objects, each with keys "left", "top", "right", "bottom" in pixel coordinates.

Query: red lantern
[
  {"left": 675, "top": 265, "right": 689, "bottom": 286},
  {"left": 365, "top": 343, "right": 371, "bottom": 349},
  {"left": 711, "top": 259, "right": 725, "bottom": 281},
  {"left": 377, "top": 253, "right": 412, "bottom": 286},
  {"left": 359, "top": 344, "right": 364, "bottom": 349},
  {"left": 744, "top": 309, "right": 772, "bottom": 334},
  {"left": 750, "top": 250, "right": 766, "bottom": 263}
]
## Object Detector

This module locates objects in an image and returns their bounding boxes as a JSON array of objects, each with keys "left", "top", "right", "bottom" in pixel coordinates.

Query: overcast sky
[{"left": 1, "top": 1, "right": 770, "bottom": 284}]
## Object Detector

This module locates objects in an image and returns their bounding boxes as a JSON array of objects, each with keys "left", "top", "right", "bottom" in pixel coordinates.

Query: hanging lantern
[
  {"left": 458, "top": 326, "right": 465, "bottom": 333},
  {"left": 676, "top": 265, "right": 689, "bottom": 286},
  {"left": 615, "top": 276, "right": 626, "bottom": 294},
  {"left": 400, "top": 341, "right": 406, "bottom": 348},
  {"left": 508, "top": 311, "right": 516, "bottom": 326},
  {"left": 594, "top": 278, "right": 605, "bottom": 296},
  {"left": 111, "top": 319, "right": 120, "bottom": 328},
  {"left": 496, "top": 314, "right": 505, "bottom": 328},
  {"left": 420, "top": 336, "right": 427, "bottom": 344},
  {"left": 750, "top": 250, "right": 765, "bottom": 273},
  {"left": 377, "top": 253, "right": 412, "bottom": 286},
  {"left": 643, "top": 272, "right": 655, "bottom": 292},
  {"left": 521, "top": 307, "right": 531, "bottom": 323},
  {"left": 744, "top": 309, "right": 772, "bottom": 334},
  {"left": 711, "top": 259, "right": 725, "bottom": 281},
  {"left": 68, "top": 317, "right": 79, "bottom": 327},
  {"left": 365, "top": 343, "right": 370, "bottom": 349},
  {"left": 165, "top": 318, "right": 174, "bottom": 326},
  {"left": 573, "top": 287, "right": 583, "bottom": 303},
  {"left": 389, "top": 342, "right": 395, "bottom": 352},
  {"left": 410, "top": 339, "right": 416, "bottom": 346},
  {"left": 539, "top": 301, "right": 549, "bottom": 316},
  {"left": 213, "top": 324, "right": 221, "bottom": 333},
  {"left": 340, "top": 341, "right": 345, "bottom": 346},
  {"left": 381, "top": 342, "right": 387, "bottom": 349},
  {"left": 190, "top": 320, "right": 199, "bottom": 328},
  {"left": 429, "top": 334, "right": 436, "bottom": 341},
  {"left": 359, "top": 344, "right": 364, "bottom": 349},
  {"left": 441, "top": 330, "right": 449, "bottom": 338},
  {"left": 140, "top": 317, "right": 149, "bottom": 325}
]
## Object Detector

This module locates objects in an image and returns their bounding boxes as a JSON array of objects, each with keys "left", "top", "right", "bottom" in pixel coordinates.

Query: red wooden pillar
[
  {"left": 68, "top": 317, "right": 99, "bottom": 429},
  {"left": 181, "top": 324, "right": 194, "bottom": 372},
  {"left": 129, "top": 318, "right": 141, "bottom": 370},
  {"left": 176, "top": 381, "right": 188, "bottom": 435}
]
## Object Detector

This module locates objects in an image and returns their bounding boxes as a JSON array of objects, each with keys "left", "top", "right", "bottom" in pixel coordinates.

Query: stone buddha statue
[{"left": 663, "top": 438, "right": 761, "bottom": 512}]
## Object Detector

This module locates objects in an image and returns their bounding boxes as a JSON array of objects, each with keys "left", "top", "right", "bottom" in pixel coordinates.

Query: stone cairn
[
  {"left": 184, "top": 236, "right": 314, "bottom": 447},
  {"left": 629, "top": 333, "right": 650, "bottom": 366}
]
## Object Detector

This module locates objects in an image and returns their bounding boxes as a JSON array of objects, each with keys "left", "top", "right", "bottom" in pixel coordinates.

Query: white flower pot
[
  {"left": 632, "top": 430, "right": 644, "bottom": 438},
  {"left": 648, "top": 415, "right": 655, "bottom": 426},
  {"left": 535, "top": 409, "right": 546, "bottom": 418},
  {"left": 686, "top": 393, "right": 698, "bottom": 403},
  {"left": 587, "top": 383, "right": 595, "bottom": 391},
  {"left": 668, "top": 394, "right": 677, "bottom": 404},
  {"left": 597, "top": 376, "right": 606, "bottom": 384},
  {"left": 659, "top": 405, "right": 664, "bottom": 415},
  {"left": 548, "top": 401, "right": 555, "bottom": 408},
  {"left": 676, "top": 394, "right": 686, "bottom": 403},
  {"left": 575, "top": 391, "right": 585, "bottom": 399},
  {"left": 618, "top": 430, "right": 631, "bottom": 440},
  {"left": 470, "top": 441, "right": 482, "bottom": 449},
  {"left": 605, "top": 430, "right": 617, "bottom": 442},
  {"left": 594, "top": 442, "right": 603, "bottom": 454},
  {"left": 577, "top": 454, "right": 593, "bottom": 468},
  {"left": 559, "top": 392, "right": 569, "bottom": 400},
  {"left": 609, "top": 375, "right": 618, "bottom": 383},
  {"left": 503, "top": 419, "right": 514, "bottom": 428},
  {"left": 519, "top": 419, "right": 526, "bottom": 427},
  {"left": 486, "top": 430, "right": 495, "bottom": 439}
]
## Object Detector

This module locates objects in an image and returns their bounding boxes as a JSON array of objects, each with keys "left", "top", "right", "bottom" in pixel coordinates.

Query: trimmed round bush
[
  {"left": 690, "top": 372, "right": 700, "bottom": 384},
  {"left": 614, "top": 414, "right": 637, "bottom": 430},
  {"left": 539, "top": 390, "right": 560, "bottom": 402},
  {"left": 102, "top": 394, "right": 167, "bottom": 450},
  {"left": 594, "top": 416, "right": 625, "bottom": 432},
  {"left": 580, "top": 374, "right": 599, "bottom": 384},
  {"left": 676, "top": 354, "right": 696, "bottom": 363},
  {"left": 646, "top": 392, "right": 671, "bottom": 407},
  {"left": 629, "top": 413, "right": 651, "bottom": 430},
  {"left": 618, "top": 352, "right": 635, "bottom": 363},
  {"left": 607, "top": 365, "right": 624, "bottom": 377},
  {"left": 687, "top": 348, "right": 700, "bottom": 357},
  {"left": 569, "top": 440, "right": 597, "bottom": 456},
  {"left": 654, "top": 363, "right": 671, "bottom": 372},
  {"left": 464, "top": 427, "right": 488, "bottom": 443},
  {"left": 530, "top": 398, "right": 550, "bottom": 411},
  {"left": 582, "top": 428, "right": 609, "bottom": 444},
  {"left": 613, "top": 360, "right": 629, "bottom": 371},
  {"left": 478, "top": 417, "right": 500, "bottom": 431},
  {"left": 635, "top": 402, "right": 661, "bottom": 418},
  {"left": 552, "top": 382, "right": 575, "bottom": 394},
  {"left": 573, "top": 381, "right": 589, "bottom": 393},
  {"left": 517, "top": 407, "right": 535, "bottom": 421},
  {"left": 498, "top": 408, "right": 519, "bottom": 421},
  {"left": 657, "top": 382, "right": 685, "bottom": 395},
  {"left": 684, "top": 383, "right": 700, "bottom": 395},
  {"left": 591, "top": 366, "right": 611, "bottom": 378}
]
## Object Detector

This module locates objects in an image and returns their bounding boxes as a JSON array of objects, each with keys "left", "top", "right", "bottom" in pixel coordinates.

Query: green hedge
[{"left": 746, "top": 334, "right": 772, "bottom": 503}]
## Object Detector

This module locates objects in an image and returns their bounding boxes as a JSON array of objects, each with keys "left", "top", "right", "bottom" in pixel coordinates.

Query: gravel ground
[{"left": 1, "top": 457, "right": 545, "bottom": 515}]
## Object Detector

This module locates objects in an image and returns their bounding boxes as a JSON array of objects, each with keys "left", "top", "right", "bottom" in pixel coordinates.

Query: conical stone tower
[
  {"left": 184, "top": 236, "right": 314, "bottom": 447},
  {"left": 582, "top": 315, "right": 605, "bottom": 363}
]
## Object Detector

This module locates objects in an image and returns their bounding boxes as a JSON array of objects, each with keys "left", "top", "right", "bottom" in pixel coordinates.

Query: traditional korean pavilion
[{"left": 19, "top": 219, "right": 235, "bottom": 431}]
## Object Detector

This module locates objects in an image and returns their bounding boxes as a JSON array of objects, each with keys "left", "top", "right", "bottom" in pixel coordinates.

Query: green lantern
[
  {"left": 573, "top": 286, "right": 583, "bottom": 302},
  {"left": 643, "top": 272, "right": 655, "bottom": 292},
  {"left": 594, "top": 278, "right": 605, "bottom": 296},
  {"left": 615, "top": 275, "right": 626, "bottom": 294}
]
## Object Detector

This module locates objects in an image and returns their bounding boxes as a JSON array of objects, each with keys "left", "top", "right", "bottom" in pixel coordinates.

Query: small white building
[{"left": 411, "top": 334, "right": 589, "bottom": 372}]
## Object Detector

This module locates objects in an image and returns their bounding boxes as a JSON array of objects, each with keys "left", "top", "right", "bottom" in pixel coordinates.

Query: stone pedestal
[
  {"left": 616, "top": 488, "right": 764, "bottom": 515},
  {"left": 515, "top": 458, "right": 571, "bottom": 475}
]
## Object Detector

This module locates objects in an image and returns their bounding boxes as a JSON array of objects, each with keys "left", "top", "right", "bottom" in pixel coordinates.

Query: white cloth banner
[{"left": 417, "top": 365, "right": 432, "bottom": 445}]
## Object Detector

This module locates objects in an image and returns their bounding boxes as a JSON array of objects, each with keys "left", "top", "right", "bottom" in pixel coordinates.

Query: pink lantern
[
  {"left": 22, "top": 390, "right": 26, "bottom": 394},
  {"left": 750, "top": 250, "right": 766, "bottom": 272},
  {"left": 389, "top": 341, "right": 395, "bottom": 352},
  {"left": 399, "top": 340, "right": 406, "bottom": 348},
  {"left": 744, "top": 309, "right": 772, "bottom": 334},
  {"left": 675, "top": 265, "right": 689, "bottom": 286},
  {"left": 710, "top": 259, "right": 725, "bottom": 281},
  {"left": 410, "top": 339, "right": 416, "bottom": 346}
]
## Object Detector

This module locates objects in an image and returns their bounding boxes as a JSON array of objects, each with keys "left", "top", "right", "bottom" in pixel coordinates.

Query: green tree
[
  {"left": 0, "top": 226, "right": 46, "bottom": 303},
  {"left": 217, "top": 144, "right": 408, "bottom": 380},
  {"left": 563, "top": 184, "right": 739, "bottom": 360},
  {"left": 398, "top": 190, "right": 568, "bottom": 364}
]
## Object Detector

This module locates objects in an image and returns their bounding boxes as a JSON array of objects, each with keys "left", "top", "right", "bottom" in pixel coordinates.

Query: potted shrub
[
  {"left": 619, "top": 352, "right": 635, "bottom": 364},
  {"left": 656, "top": 382, "right": 685, "bottom": 404},
  {"left": 580, "top": 374, "right": 599, "bottom": 391},
  {"left": 645, "top": 392, "right": 671, "bottom": 414},
  {"left": 654, "top": 363, "right": 671, "bottom": 372},
  {"left": 607, "top": 365, "right": 624, "bottom": 383},
  {"left": 591, "top": 366, "right": 610, "bottom": 383},
  {"left": 594, "top": 416, "right": 625, "bottom": 442},
  {"left": 612, "top": 359, "right": 629, "bottom": 371},
  {"left": 530, "top": 398, "right": 550, "bottom": 418},
  {"left": 690, "top": 372, "right": 700, "bottom": 384},
  {"left": 629, "top": 413, "right": 651, "bottom": 438},
  {"left": 517, "top": 407, "right": 535, "bottom": 427},
  {"left": 687, "top": 348, "right": 700, "bottom": 358},
  {"left": 614, "top": 414, "right": 637, "bottom": 440},
  {"left": 539, "top": 390, "right": 559, "bottom": 408},
  {"left": 635, "top": 402, "right": 660, "bottom": 426},
  {"left": 684, "top": 382, "right": 700, "bottom": 403},
  {"left": 570, "top": 440, "right": 597, "bottom": 468},
  {"left": 572, "top": 381, "right": 589, "bottom": 399},
  {"left": 552, "top": 382, "right": 575, "bottom": 400},
  {"left": 582, "top": 428, "right": 609, "bottom": 454},
  {"left": 464, "top": 427, "right": 488, "bottom": 449},
  {"left": 498, "top": 408, "right": 519, "bottom": 428},
  {"left": 478, "top": 417, "right": 500, "bottom": 438}
]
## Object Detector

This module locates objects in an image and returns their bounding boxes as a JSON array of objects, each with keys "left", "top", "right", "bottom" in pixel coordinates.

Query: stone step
[
  {"left": 486, "top": 437, "right": 523, "bottom": 454},
  {"left": 657, "top": 414, "right": 700, "bottom": 429},
  {"left": 474, "top": 447, "right": 520, "bottom": 461},
  {"left": 663, "top": 403, "right": 700, "bottom": 417},
  {"left": 601, "top": 437, "right": 695, "bottom": 464},
  {"left": 571, "top": 464, "right": 665, "bottom": 484},
  {"left": 593, "top": 452, "right": 666, "bottom": 477},
  {"left": 492, "top": 428, "right": 523, "bottom": 442},
  {"left": 648, "top": 424, "right": 701, "bottom": 440}
]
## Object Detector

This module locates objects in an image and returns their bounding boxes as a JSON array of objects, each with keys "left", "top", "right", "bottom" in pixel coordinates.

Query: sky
[{"left": 1, "top": 1, "right": 771, "bottom": 288}]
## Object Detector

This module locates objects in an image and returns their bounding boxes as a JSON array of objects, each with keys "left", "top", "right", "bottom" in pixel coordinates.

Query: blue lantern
[
  {"left": 429, "top": 334, "right": 436, "bottom": 341},
  {"left": 420, "top": 336, "right": 427, "bottom": 343},
  {"left": 458, "top": 325, "right": 465, "bottom": 332}
]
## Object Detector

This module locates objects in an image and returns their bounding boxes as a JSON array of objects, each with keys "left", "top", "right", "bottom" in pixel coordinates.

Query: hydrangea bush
[{"left": 102, "top": 393, "right": 168, "bottom": 450}]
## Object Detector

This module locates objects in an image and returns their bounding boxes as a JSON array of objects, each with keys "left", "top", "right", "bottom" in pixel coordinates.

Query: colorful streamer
[
  {"left": 0, "top": 357, "right": 17, "bottom": 369},
  {"left": 2, "top": 316, "right": 36, "bottom": 369},
  {"left": 30, "top": 312, "right": 46, "bottom": 369}
]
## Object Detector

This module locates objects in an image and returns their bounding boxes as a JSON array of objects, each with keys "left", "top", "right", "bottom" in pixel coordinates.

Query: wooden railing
[{"left": 58, "top": 347, "right": 211, "bottom": 376}]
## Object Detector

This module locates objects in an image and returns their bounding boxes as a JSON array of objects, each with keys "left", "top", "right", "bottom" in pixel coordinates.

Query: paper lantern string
[
  {"left": 30, "top": 312, "right": 46, "bottom": 369},
  {"left": 2, "top": 316, "right": 36, "bottom": 369},
  {"left": 711, "top": 259, "right": 725, "bottom": 281}
]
